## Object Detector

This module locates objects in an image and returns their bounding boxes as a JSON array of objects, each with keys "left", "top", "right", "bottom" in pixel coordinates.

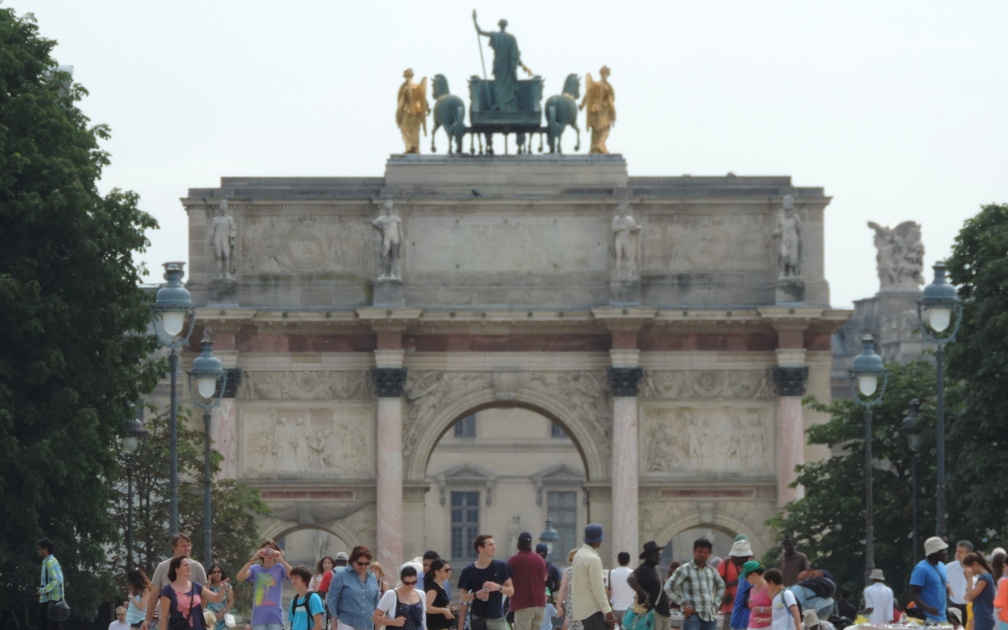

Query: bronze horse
[
  {"left": 544, "top": 74, "right": 581, "bottom": 153},
  {"left": 431, "top": 74, "right": 466, "bottom": 154}
]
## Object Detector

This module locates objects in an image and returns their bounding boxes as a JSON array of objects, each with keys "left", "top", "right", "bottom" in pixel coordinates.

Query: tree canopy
[
  {"left": 768, "top": 360, "right": 939, "bottom": 602},
  {"left": 0, "top": 7, "right": 160, "bottom": 614},
  {"left": 945, "top": 202, "right": 1008, "bottom": 544}
]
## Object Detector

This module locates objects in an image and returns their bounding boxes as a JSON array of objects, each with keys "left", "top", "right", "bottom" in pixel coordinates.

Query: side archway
[{"left": 652, "top": 512, "right": 773, "bottom": 560}]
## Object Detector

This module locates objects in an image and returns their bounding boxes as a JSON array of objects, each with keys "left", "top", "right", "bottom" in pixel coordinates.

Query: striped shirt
[{"left": 664, "top": 560, "right": 724, "bottom": 622}]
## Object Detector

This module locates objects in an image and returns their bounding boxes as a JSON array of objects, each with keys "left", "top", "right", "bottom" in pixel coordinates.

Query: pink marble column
[
  {"left": 776, "top": 396, "right": 805, "bottom": 506},
  {"left": 376, "top": 395, "right": 403, "bottom": 570},
  {"left": 772, "top": 353, "right": 809, "bottom": 507},
  {"left": 611, "top": 395, "right": 639, "bottom": 560}
]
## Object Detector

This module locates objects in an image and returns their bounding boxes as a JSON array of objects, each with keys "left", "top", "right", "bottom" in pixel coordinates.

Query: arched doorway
[{"left": 421, "top": 405, "right": 588, "bottom": 566}]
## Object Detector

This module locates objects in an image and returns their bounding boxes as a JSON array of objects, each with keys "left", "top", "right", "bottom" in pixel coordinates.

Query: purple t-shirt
[{"left": 246, "top": 564, "right": 288, "bottom": 625}]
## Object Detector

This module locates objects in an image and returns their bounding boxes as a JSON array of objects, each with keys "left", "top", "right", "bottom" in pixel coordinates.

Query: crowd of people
[{"left": 34, "top": 529, "right": 1008, "bottom": 630}]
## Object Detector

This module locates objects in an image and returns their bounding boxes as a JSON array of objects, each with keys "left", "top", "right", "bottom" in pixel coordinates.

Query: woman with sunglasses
[
  {"left": 205, "top": 564, "right": 232, "bottom": 630},
  {"left": 327, "top": 547, "right": 381, "bottom": 630},
  {"left": 372, "top": 566, "right": 426, "bottom": 630},
  {"left": 424, "top": 560, "right": 455, "bottom": 630}
]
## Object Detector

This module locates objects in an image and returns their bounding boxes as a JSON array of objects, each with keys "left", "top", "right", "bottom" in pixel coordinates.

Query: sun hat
[
  {"left": 584, "top": 523, "right": 605, "bottom": 544},
  {"left": 924, "top": 536, "right": 948, "bottom": 556}
]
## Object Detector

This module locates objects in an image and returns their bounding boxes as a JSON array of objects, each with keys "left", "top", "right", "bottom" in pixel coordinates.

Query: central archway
[
  {"left": 402, "top": 369, "right": 612, "bottom": 484},
  {"left": 423, "top": 405, "right": 589, "bottom": 564}
]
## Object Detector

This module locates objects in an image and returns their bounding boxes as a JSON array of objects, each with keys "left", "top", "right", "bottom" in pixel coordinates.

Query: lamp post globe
[
  {"left": 849, "top": 334, "right": 887, "bottom": 578},
  {"left": 539, "top": 518, "right": 559, "bottom": 559},
  {"left": 152, "top": 263, "right": 195, "bottom": 343}
]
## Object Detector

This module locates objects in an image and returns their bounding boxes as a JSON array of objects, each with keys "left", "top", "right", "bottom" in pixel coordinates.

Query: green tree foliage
[
  {"left": 768, "top": 360, "right": 938, "bottom": 603},
  {"left": 945, "top": 203, "right": 1008, "bottom": 544},
  {"left": 0, "top": 7, "right": 161, "bottom": 615},
  {"left": 109, "top": 408, "right": 268, "bottom": 611}
]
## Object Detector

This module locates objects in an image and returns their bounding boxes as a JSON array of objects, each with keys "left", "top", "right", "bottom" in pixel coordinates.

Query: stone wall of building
[{"left": 172, "top": 155, "right": 848, "bottom": 568}]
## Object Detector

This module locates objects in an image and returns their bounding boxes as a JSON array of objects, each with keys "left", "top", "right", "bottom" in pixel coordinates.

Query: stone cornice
[{"left": 192, "top": 305, "right": 850, "bottom": 337}]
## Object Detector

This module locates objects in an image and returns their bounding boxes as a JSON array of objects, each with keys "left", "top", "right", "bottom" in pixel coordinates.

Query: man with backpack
[{"left": 290, "top": 567, "right": 325, "bottom": 630}]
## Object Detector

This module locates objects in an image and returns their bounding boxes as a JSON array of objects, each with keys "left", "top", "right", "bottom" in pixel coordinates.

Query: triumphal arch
[{"left": 181, "top": 152, "right": 846, "bottom": 569}]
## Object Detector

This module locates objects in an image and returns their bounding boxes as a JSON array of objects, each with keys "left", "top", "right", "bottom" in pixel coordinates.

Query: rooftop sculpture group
[{"left": 395, "top": 12, "right": 615, "bottom": 156}]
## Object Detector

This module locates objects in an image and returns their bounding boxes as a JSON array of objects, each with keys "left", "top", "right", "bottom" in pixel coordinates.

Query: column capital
[
  {"left": 772, "top": 366, "right": 809, "bottom": 397},
  {"left": 372, "top": 367, "right": 407, "bottom": 397},
  {"left": 607, "top": 367, "right": 644, "bottom": 397}
]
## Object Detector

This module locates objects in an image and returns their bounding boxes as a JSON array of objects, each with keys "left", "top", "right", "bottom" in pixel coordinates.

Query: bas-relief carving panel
[
  {"left": 240, "top": 214, "right": 375, "bottom": 274},
  {"left": 642, "top": 214, "right": 772, "bottom": 272},
  {"left": 237, "top": 370, "right": 375, "bottom": 401},
  {"left": 408, "top": 215, "right": 609, "bottom": 274},
  {"left": 239, "top": 405, "right": 374, "bottom": 478},
  {"left": 642, "top": 405, "right": 775, "bottom": 474}
]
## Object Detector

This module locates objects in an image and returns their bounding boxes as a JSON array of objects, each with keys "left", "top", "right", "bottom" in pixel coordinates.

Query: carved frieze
[
  {"left": 639, "top": 370, "right": 774, "bottom": 401},
  {"left": 239, "top": 405, "right": 373, "bottom": 477},
  {"left": 642, "top": 406, "right": 774, "bottom": 474},
  {"left": 237, "top": 370, "right": 374, "bottom": 401}
]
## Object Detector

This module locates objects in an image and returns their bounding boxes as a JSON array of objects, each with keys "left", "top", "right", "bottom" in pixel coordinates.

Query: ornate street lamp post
[
  {"left": 850, "top": 334, "right": 888, "bottom": 577},
  {"left": 151, "top": 262, "right": 196, "bottom": 535},
  {"left": 901, "top": 399, "right": 923, "bottom": 563},
  {"left": 917, "top": 262, "right": 962, "bottom": 539},
  {"left": 188, "top": 330, "right": 227, "bottom": 566},
  {"left": 122, "top": 409, "right": 147, "bottom": 570},
  {"left": 538, "top": 518, "right": 559, "bottom": 560}
]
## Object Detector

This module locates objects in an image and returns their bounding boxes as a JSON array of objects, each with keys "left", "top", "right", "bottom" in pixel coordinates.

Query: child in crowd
[{"left": 764, "top": 570, "right": 800, "bottom": 630}]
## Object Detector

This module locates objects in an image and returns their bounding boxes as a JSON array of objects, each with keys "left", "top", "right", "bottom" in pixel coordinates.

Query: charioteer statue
[{"left": 472, "top": 10, "right": 533, "bottom": 112}]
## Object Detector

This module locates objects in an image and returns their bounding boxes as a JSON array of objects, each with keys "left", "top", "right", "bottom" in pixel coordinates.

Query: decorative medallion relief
[
  {"left": 237, "top": 370, "right": 374, "bottom": 401},
  {"left": 239, "top": 405, "right": 373, "bottom": 477},
  {"left": 640, "top": 370, "right": 774, "bottom": 401},
  {"left": 642, "top": 406, "right": 774, "bottom": 474},
  {"left": 240, "top": 215, "right": 375, "bottom": 274}
]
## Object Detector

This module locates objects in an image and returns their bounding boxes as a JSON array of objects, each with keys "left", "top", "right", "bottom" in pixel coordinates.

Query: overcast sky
[{"left": 9, "top": 1, "right": 1007, "bottom": 308}]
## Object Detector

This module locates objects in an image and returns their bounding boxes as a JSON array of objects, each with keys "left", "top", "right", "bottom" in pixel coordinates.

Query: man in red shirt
[
  {"left": 717, "top": 537, "right": 753, "bottom": 630},
  {"left": 508, "top": 532, "right": 547, "bottom": 630}
]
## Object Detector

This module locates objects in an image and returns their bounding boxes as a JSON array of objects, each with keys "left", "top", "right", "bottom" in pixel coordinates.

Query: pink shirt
[{"left": 748, "top": 584, "right": 772, "bottom": 629}]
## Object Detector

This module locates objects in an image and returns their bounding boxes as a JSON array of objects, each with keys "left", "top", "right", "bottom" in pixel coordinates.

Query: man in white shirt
[
  {"left": 863, "top": 569, "right": 894, "bottom": 625},
  {"left": 109, "top": 607, "right": 130, "bottom": 630},
  {"left": 946, "top": 540, "right": 973, "bottom": 627},
  {"left": 609, "top": 553, "right": 634, "bottom": 628}
]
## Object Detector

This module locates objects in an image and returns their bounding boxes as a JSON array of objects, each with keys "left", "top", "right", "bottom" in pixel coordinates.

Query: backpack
[{"left": 289, "top": 591, "right": 317, "bottom": 630}]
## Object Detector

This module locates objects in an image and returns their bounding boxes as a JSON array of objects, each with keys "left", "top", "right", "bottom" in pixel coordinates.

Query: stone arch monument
[{"left": 177, "top": 155, "right": 847, "bottom": 570}]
